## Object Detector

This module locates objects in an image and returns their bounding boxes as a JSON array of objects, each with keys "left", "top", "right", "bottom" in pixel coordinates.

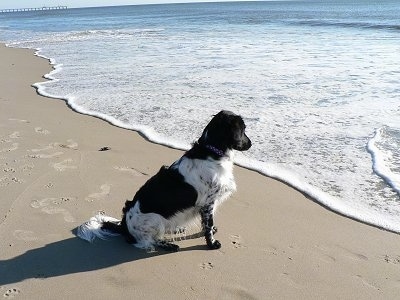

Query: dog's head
[{"left": 199, "top": 110, "right": 252, "bottom": 152}]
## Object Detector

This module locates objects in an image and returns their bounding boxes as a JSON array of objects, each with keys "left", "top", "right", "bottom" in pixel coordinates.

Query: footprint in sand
[
  {"left": 41, "top": 207, "right": 75, "bottom": 222},
  {"left": 85, "top": 184, "right": 111, "bottom": 202},
  {"left": 0, "top": 176, "right": 8, "bottom": 186},
  {"left": 40, "top": 152, "right": 64, "bottom": 159},
  {"left": 9, "top": 118, "right": 29, "bottom": 123},
  {"left": 383, "top": 255, "right": 400, "bottom": 265},
  {"left": 45, "top": 182, "right": 54, "bottom": 189},
  {"left": 28, "top": 152, "right": 64, "bottom": 159},
  {"left": 0, "top": 143, "right": 19, "bottom": 153},
  {"left": 31, "top": 197, "right": 76, "bottom": 208},
  {"left": 3, "top": 288, "right": 20, "bottom": 298},
  {"left": 230, "top": 234, "right": 246, "bottom": 249},
  {"left": 30, "top": 143, "right": 58, "bottom": 153},
  {"left": 3, "top": 167, "right": 16, "bottom": 173},
  {"left": 14, "top": 177, "right": 25, "bottom": 183},
  {"left": 9, "top": 132, "right": 20, "bottom": 139},
  {"left": 113, "top": 166, "right": 148, "bottom": 176},
  {"left": 34, "top": 127, "right": 50, "bottom": 135},
  {"left": 30, "top": 197, "right": 76, "bottom": 223},
  {"left": 0, "top": 176, "right": 24, "bottom": 186},
  {"left": 31, "top": 140, "right": 78, "bottom": 153},
  {"left": 199, "top": 262, "right": 214, "bottom": 270},
  {"left": 51, "top": 159, "right": 77, "bottom": 171},
  {"left": 265, "top": 245, "right": 279, "bottom": 256},
  {"left": 20, "top": 164, "right": 34, "bottom": 173},
  {"left": 58, "top": 139, "right": 78, "bottom": 150}
]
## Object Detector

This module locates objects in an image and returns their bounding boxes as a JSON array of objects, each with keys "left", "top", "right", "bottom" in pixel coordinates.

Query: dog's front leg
[{"left": 200, "top": 204, "right": 221, "bottom": 249}]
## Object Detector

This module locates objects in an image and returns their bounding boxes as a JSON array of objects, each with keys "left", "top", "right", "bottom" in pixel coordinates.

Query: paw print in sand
[
  {"left": 3, "top": 288, "right": 20, "bottom": 298},
  {"left": 199, "top": 262, "right": 214, "bottom": 270}
]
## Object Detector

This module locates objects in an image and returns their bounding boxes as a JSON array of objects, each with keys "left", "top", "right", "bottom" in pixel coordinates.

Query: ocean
[{"left": 1, "top": 0, "right": 399, "bottom": 233}]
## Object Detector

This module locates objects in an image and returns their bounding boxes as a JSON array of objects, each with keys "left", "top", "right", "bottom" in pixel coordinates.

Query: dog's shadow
[{"left": 0, "top": 229, "right": 207, "bottom": 285}]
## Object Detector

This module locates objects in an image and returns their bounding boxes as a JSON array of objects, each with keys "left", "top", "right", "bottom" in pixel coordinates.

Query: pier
[{"left": 0, "top": 6, "right": 68, "bottom": 13}]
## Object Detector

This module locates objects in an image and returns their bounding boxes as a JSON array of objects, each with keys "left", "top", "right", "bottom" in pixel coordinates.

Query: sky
[{"left": 0, "top": 0, "right": 252, "bottom": 9}]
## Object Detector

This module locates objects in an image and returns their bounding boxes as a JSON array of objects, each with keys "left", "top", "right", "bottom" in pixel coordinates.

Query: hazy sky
[{"left": 0, "top": 0, "right": 251, "bottom": 9}]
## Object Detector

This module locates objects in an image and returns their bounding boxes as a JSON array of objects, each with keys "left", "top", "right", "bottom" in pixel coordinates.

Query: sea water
[{"left": 1, "top": 0, "right": 399, "bottom": 232}]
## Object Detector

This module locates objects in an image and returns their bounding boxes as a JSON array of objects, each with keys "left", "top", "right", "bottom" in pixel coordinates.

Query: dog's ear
[{"left": 198, "top": 113, "right": 222, "bottom": 145}]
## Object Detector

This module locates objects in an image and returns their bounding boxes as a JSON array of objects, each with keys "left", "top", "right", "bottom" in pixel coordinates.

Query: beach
[
  {"left": 0, "top": 44, "right": 399, "bottom": 299},
  {"left": 2, "top": 1, "right": 400, "bottom": 234}
]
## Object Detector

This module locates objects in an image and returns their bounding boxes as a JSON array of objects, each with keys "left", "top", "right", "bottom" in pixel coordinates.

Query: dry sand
[{"left": 0, "top": 44, "right": 399, "bottom": 299}]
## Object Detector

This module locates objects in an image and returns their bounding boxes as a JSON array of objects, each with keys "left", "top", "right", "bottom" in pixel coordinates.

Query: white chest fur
[{"left": 176, "top": 153, "right": 237, "bottom": 208}]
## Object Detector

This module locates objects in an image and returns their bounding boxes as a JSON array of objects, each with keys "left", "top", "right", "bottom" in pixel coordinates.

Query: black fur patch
[{"left": 123, "top": 166, "right": 198, "bottom": 219}]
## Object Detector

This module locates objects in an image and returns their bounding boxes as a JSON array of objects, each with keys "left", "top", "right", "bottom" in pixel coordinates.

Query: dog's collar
[{"left": 205, "top": 145, "right": 225, "bottom": 157}]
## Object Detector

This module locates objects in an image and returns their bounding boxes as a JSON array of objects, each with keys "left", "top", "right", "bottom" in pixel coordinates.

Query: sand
[{"left": 0, "top": 43, "right": 399, "bottom": 299}]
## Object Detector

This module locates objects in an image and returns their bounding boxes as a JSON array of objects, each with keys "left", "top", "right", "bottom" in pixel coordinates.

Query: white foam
[
  {"left": 21, "top": 37, "right": 400, "bottom": 234},
  {"left": 235, "top": 154, "right": 400, "bottom": 233},
  {"left": 367, "top": 126, "right": 400, "bottom": 194},
  {"left": 30, "top": 48, "right": 191, "bottom": 151},
  {"left": 29, "top": 52, "right": 400, "bottom": 233}
]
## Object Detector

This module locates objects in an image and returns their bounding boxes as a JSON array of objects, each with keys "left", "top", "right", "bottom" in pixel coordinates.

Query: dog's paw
[
  {"left": 163, "top": 243, "right": 180, "bottom": 252},
  {"left": 207, "top": 239, "right": 221, "bottom": 250},
  {"left": 157, "top": 241, "right": 180, "bottom": 252},
  {"left": 171, "top": 244, "right": 180, "bottom": 252}
]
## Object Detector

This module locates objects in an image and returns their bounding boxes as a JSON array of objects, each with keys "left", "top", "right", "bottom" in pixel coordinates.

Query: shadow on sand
[{"left": 0, "top": 230, "right": 207, "bottom": 285}]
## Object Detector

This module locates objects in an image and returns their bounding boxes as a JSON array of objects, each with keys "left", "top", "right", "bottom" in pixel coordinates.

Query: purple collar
[{"left": 205, "top": 145, "right": 225, "bottom": 157}]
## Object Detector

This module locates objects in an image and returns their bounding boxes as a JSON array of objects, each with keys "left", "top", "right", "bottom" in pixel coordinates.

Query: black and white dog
[{"left": 77, "top": 110, "right": 251, "bottom": 251}]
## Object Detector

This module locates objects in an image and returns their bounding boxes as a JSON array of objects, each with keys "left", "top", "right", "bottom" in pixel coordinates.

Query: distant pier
[{"left": 0, "top": 6, "right": 68, "bottom": 13}]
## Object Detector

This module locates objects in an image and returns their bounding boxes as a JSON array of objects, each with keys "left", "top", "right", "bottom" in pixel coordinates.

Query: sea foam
[{"left": 368, "top": 126, "right": 400, "bottom": 194}]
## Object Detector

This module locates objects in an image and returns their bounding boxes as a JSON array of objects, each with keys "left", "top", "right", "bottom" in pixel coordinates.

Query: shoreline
[
  {"left": 1, "top": 43, "right": 400, "bottom": 299},
  {"left": 14, "top": 44, "right": 400, "bottom": 234}
]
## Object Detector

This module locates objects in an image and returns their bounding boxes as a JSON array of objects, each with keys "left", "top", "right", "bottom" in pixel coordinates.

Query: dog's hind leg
[{"left": 156, "top": 240, "right": 180, "bottom": 252}]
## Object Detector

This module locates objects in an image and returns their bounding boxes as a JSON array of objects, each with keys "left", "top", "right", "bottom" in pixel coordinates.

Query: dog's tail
[{"left": 76, "top": 213, "right": 122, "bottom": 242}]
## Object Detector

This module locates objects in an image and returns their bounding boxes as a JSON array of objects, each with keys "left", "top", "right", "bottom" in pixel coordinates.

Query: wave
[
  {"left": 367, "top": 126, "right": 400, "bottom": 195},
  {"left": 235, "top": 154, "right": 400, "bottom": 234},
  {"left": 3, "top": 28, "right": 166, "bottom": 47},
  {"left": 64, "top": 28, "right": 165, "bottom": 39},
  {"left": 30, "top": 47, "right": 189, "bottom": 151},
  {"left": 293, "top": 20, "right": 400, "bottom": 32}
]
